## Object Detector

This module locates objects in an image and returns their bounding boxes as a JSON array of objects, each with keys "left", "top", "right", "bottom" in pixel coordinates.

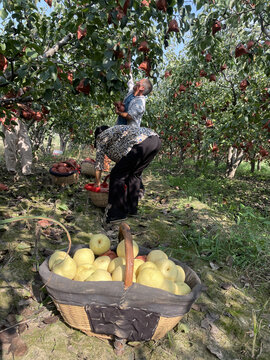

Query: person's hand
[
  {"left": 94, "top": 181, "right": 101, "bottom": 187},
  {"left": 115, "top": 107, "right": 121, "bottom": 115}
]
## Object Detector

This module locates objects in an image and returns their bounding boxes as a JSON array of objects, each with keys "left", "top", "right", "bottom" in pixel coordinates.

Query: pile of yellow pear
[{"left": 49, "top": 233, "right": 191, "bottom": 296}]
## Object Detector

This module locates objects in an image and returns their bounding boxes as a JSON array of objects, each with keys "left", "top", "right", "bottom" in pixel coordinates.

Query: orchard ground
[{"left": 0, "top": 142, "right": 270, "bottom": 360}]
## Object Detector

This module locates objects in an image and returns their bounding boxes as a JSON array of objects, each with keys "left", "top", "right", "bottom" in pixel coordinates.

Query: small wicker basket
[
  {"left": 81, "top": 160, "right": 96, "bottom": 177},
  {"left": 49, "top": 161, "right": 79, "bottom": 186},
  {"left": 85, "top": 175, "right": 109, "bottom": 208},
  {"left": 88, "top": 191, "right": 109, "bottom": 208}
]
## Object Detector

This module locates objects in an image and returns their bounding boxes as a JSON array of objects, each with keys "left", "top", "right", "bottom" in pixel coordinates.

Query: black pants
[{"left": 107, "top": 136, "right": 161, "bottom": 219}]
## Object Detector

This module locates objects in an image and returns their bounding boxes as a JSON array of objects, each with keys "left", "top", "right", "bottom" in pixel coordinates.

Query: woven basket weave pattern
[
  {"left": 50, "top": 172, "right": 78, "bottom": 185},
  {"left": 81, "top": 162, "right": 96, "bottom": 176},
  {"left": 88, "top": 190, "right": 109, "bottom": 208}
]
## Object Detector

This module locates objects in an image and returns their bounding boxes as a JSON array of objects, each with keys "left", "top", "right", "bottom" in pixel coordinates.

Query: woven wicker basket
[
  {"left": 39, "top": 223, "right": 202, "bottom": 355},
  {"left": 88, "top": 191, "right": 109, "bottom": 208},
  {"left": 85, "top": 175, "right": 109, "bottom": 208},
  {"left": 81, "top": 161, "right": 96, "bottom": 177},
  {"left": 50, "top": 172, "right": 79, "bottom": 185}
]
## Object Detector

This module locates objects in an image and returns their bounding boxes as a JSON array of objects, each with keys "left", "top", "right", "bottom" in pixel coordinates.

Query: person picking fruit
[
  {"left": 93, "top": 125, "right": 161, "bottom": 224},
  {"left": 115, "top": 71, "right": 152, "bottom": 127}
]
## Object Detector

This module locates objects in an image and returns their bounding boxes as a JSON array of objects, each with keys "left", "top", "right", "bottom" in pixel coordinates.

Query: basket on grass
[
  {"left": 49, "top": 160, "right": 79, "bottom": 186},
  {"left": 81, "top": 158, "right": 96, "bottom": 177},
  {"left": 39, "top": 223, "right": 202, "bottom": 355},
  {"left": 84, "top": 175, "right": 109, "bottom": 208}
]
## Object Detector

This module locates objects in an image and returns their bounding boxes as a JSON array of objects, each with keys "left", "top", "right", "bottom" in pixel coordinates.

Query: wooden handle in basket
[{"left": 118, "top": 222, "right": 134, "bottom": 290}]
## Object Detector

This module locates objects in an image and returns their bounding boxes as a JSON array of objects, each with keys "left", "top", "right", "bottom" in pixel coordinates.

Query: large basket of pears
[{"left": 39, "top": 223, "right": 202, "bottom": 355}]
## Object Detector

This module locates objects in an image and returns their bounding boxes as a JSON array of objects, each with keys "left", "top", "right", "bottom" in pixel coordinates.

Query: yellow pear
[
  {"left": 86, "top": 269, "right": 112, "bottom": 281},
  {"left": 74, "top": 266, "right": 96, "bottom": 281},
  {"left": 137, "top": 267, "right": 164, "bottom": 289},
  {"left": 133, "top": 259, "right": 145, "bottom": 275},
  {"left": 89, "top": 233, "right": 110, "bottom": 255},
  {"left": 48, "top": 250, "right": 69, "bottom": 270},
  {"left": 111, "top": 265, "right": 136, "bottom": 282},
  {"left": 136, "top": 261, "right": 157, "bottom": 276},
  {"left": 73, "top": 248, "right": 95, "bottom": 267},
  {"left": 175, "top": 265, "right": 186, "bottom": 282},
  {"left": 160, "top": 279, "right": 176, "bottom": 294},
  {"left": 107, "top": 256, "right": 126, "bottom": 273},
  {"left": 155, "top": 258, "right": 178, "bottom": 281},
  {"left": 93, "top": 256, "right": 111, "bottom": 271},
  {"left": 174, "top": 282, "right": 191, "bottom": 295},
  {"left": 116, "top": 239, "right": 139, "bottom": 258},
  {"left": 146, "top": 249, "right": 168, "bottom": 263},
  {"left": 51, "top": 256, "right": 77, "bottom": 280}
]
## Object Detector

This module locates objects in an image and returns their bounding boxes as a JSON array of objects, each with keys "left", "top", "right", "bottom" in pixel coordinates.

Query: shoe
[
  {"left": 8, "top": 170, "right": 16, "bottom": 175},
  {"left": 127, "top": 210, "right": 138, "bottom": 217},
  {"left": 105, "top": 216, "right": 127, "bottom": 224}
]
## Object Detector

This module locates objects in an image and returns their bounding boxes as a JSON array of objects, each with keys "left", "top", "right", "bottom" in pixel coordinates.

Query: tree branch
[
  {"left": 43, "top": 32, "right": 75, "bottom": 58},
  {"left": 259, "top": 13, "right": 270, "bottom": 39}
]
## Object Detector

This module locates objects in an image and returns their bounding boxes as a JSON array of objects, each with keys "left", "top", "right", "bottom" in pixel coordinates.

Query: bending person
[{"left": 94, "top": 125, "right": 161, "bottom": 224}]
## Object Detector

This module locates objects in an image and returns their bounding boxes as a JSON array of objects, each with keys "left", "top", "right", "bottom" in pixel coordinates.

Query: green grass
[{"left": 151, "top": 157, "right": 270, "bottom": 282}]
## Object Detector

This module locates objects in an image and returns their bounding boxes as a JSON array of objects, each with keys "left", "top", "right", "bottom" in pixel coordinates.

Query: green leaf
[
  {"left": 44, "top": 89, "right": 53, "bottom": 101},
  {"left": 58, "top": 203, "right": 68, "bottom": 211},
  {"left": 0, "top": 8, "right": 8, "bottom": 20}
]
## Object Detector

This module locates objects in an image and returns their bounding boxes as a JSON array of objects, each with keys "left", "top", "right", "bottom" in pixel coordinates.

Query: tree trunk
[
  {"left": 257, "top": 159, "right": 261, "bottom": 171},
  {"left": 250, "top": 158, "right": 255, "bottom": 173},
  {"left": 46, "top": 134, "right": 53, "bottom": 154},
  {"left": 225, "top": 146, "right": 244, "bottom": 179},
  {"left": 59, "top": 133, "right": 69, "bottom": 153}
]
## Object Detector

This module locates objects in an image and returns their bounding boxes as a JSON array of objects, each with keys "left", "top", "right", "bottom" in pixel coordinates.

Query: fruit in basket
[
  {"left": 135, "top": 255, "right": 147, "bottom": 262},
  {"left": 174, "top": 282, "right": 191, "bottom": 295},
  {"left": 133, "top": 258, "right": 145, "bottom": 274},
  {"left": 73, "top": 248, "right": 95, "bottom": 266},
  {"left": 160, "top": 279, "right": 176, "bottom": 294},
  {"left": 175, "top": 265, "right": 186, "bottom": 282},
  {"left": 49, "top": 250, "right": 69, "bottom": 270},
  {"left": 51, "top": 256, "right": 77, "bottom": 280},
  {"left": 117, "top": 239, "right": 139, "bottom": 258},
  {"left": 137, "top": 267, "right": 164, "bottom": 289},
  {"left": 100, "top": 250, "right": 117, "bottom": 260},
  {"left": 146, "top": 249, "right": 168, "bottom": 263},
  {"left": 112, "top": 265, "right": 136, "bottom": 282},
  {"left": 155, "top": 259, "right": 178, "bottom": 281},
  {"left": 86, "top": 269, "right": 112, "bottom": 281},
  {"left": 74, "top": 265, "right": 96, "bottom": 281},
  {"left": 93, "top": 255, "right": 111, "bottom": 271},
  {"left": 107, "top": 256, "right": 126, "bottom": 273},
  {"left": 89, "top": 233, "right": 110, "bottom": 255},
  {"left": 136, "top": 261, "right": 157, "bottom": 276}
]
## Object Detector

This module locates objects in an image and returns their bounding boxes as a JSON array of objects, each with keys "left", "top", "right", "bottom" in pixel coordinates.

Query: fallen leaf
[
  {"left": 220, "top": 283, "right": 232, "bottom": 290},
  {"left": 0, "top": 328, "right": 18, "bottom": 344},
  {"left": 43, "top": 315, "right": 59, "bottom": 324},
  {"left": 209, "top": 262, "right": 220, "bottom": 271},
  {"left": 37, "top": 219, "right": 52, "bottom": 228},
  {"left": 8, "top": 337, "right": 28, "bottom": 357}
]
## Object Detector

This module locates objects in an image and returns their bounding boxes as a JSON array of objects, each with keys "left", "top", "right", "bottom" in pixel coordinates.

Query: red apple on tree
[
  {"left": 0, "top": 54, "right": 8, "bottom": 72},
  {"left": 138, "top": 41, "right": 150, "bottom": 53},
  {"left": 212, "top": 20, "right": 221, "bottom": 35},
  {"left": 168, "top": 19, "right": 179, "bottom": 33},
  {"left": 235, "top": 44, "right": 248, "bottom": 58},
  {"left": 156, "top": 0, "right": 167, "bottom": 12}
]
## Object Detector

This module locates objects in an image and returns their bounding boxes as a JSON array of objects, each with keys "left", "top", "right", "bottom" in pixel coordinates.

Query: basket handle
[
  {"left": 63, "top": 161, "right": 76, "bottom": 170},
  {"left": 118, "top": 222, "right": 134, "bottom": 289}
]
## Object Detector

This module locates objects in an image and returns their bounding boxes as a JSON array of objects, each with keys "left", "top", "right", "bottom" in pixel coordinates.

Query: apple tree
[{"left": 0, "top": 0, "right": 197, "bottom": 150}]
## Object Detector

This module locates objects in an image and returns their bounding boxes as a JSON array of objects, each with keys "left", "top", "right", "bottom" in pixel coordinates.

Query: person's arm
[
  {"left": 95, "top": 170, "right": 102, "bottom": 186},
  {"left": 115, "top": 108, "right": 133, "bottom": 122}
]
